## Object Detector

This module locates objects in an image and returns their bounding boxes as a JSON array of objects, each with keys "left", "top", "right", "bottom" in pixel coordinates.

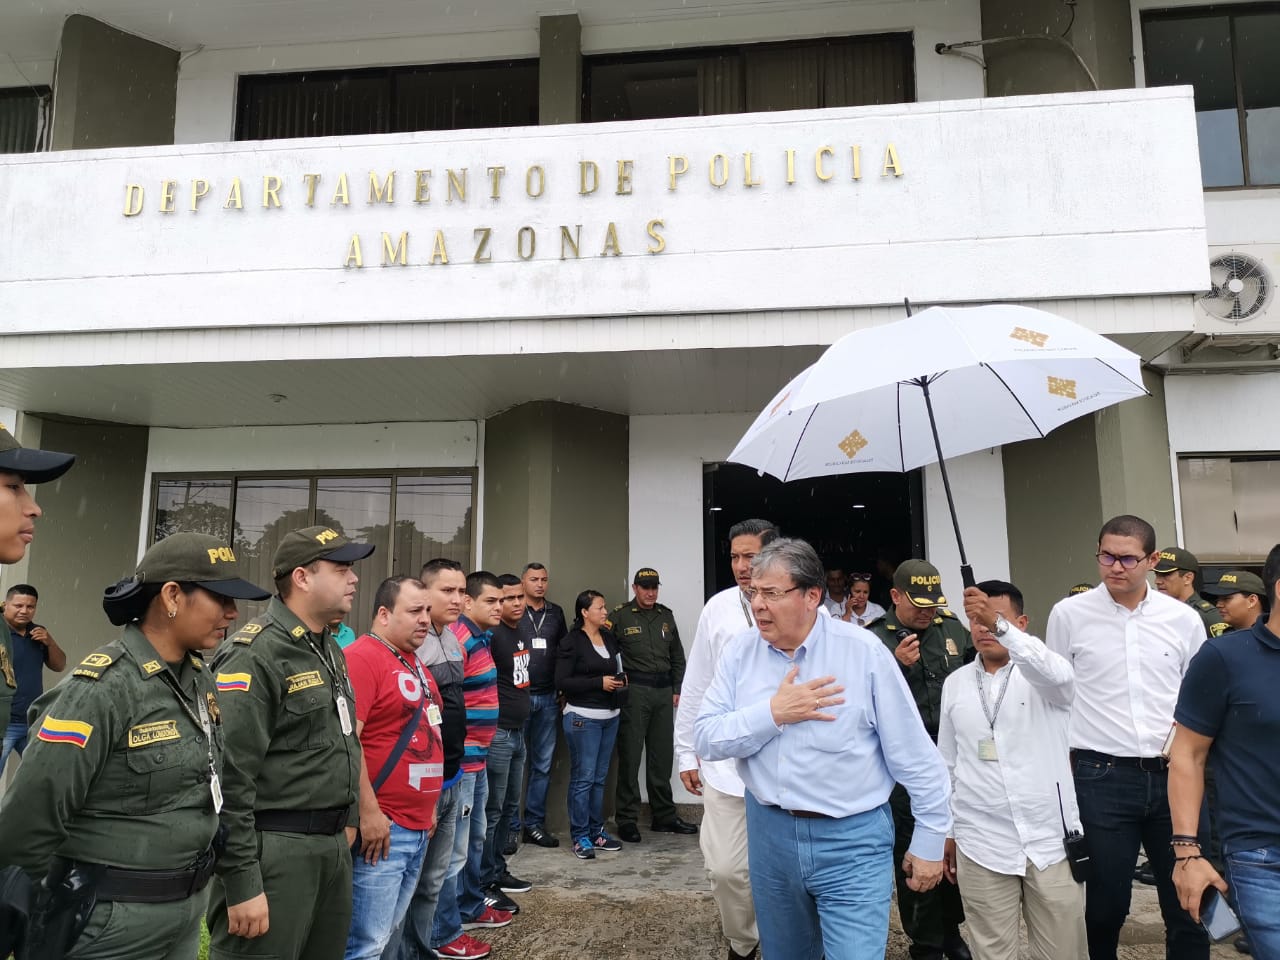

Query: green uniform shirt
[
  {"left": 1186, "top": 596, "right": 1229, "bottom": 639},
  {"left": 870, "top": 610, "right": 972, "bottom": 738},
  {"left": 212, "top": 597, "right": 360, "bottom": 906},
  {"left": 609, "top": 601, "right": 686, "bottom": 692},
  {"left": 0, "top": 626, "right": 222, "bottom": 875}
]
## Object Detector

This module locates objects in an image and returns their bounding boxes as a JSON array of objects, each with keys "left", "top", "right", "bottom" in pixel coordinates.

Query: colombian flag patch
[
  {"left": 36, "top": 717, "right": 94, "bottom": 748},
  {"left": 215, "top": 672, "right": 252, "bottom": 693}
]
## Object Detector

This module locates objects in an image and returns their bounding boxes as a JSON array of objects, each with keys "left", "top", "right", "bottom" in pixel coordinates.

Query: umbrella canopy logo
[
  {"left": 1010, "top": 326, "right": 1049, "bottom": 347},
  {"left": 838, "top": 429, "right": 869, "bottom": 459},
  {"left": 1047, "top": 376, "right": 1078, "bottom": 400}
]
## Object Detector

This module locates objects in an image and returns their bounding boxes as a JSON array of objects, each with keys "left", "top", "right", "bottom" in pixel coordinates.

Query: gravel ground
[{"left": 480, "top": 824, "right": 1240, "bottom": 959}]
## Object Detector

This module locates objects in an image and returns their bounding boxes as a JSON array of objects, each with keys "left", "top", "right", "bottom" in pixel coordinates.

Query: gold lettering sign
[
  {"left": 838, "top": 430, "right": 869, "bottom": 459},
  {"left": 1047, "top": 376, "right": 1077, "bottom": 400},
  {"left": 1011, "top": 327, "right": 1049, "bottom": 347},
  {"left": 315, "top": 528, "right": 340, "bottom": 544},
  {"left": 128, "top": 720, "right": 181, "bottom": 748},
  {"left": 286, "top": 670, "right": 325, "bottom": 694},
  {"left": 206, "top": 546, "right": 238, "bottom": 563}
]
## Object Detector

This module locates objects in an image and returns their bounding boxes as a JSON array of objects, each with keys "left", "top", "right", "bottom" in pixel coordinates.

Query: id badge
[
  {"left": 427, "top": 703, "right": 443, "bottom": 727},
  {"left": 977, "top": 737, "right": 998, "bottom": 761},
  {"left": 209, "top": 769, "right": 224, "bottom": 814},
  {"left": 532, "top": 638, "right": 547, "bottom": 651},
  {"left": 336, "top": 695, "right": 354, "bottom": 736}
]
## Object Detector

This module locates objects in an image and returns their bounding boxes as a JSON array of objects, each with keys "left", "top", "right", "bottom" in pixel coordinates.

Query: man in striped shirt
[{"left": 431, "top": 571, "right": 509, "bottom": 954}]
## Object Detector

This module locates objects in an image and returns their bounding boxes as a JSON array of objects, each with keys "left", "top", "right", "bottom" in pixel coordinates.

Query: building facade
[{"left": 1, "top": 0, "right": 1276, "bottom": 804}]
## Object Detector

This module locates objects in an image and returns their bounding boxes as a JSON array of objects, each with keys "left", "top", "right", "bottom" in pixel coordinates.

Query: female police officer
[{"left": 0, "top": 532, "right": 269, "bottom": 960}]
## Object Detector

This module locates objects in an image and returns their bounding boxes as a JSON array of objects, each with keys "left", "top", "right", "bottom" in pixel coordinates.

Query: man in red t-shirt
[{"left": 343, "top": 576, "right": 445, "bottom": 960}]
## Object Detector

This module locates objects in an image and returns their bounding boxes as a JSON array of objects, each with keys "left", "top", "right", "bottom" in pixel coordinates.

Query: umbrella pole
[{"left": 918, "top": 377, "right": 977, "bottom": 589}]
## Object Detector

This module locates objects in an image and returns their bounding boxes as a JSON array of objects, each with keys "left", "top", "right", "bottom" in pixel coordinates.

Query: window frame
[{"left": 1141, "top": 2, "right": 1280, "bottom": 190}]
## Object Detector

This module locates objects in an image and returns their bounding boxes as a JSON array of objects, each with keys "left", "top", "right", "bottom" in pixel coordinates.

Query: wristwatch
[{"left": 992, "top": 614, "right": 1011, "bottom": 637}]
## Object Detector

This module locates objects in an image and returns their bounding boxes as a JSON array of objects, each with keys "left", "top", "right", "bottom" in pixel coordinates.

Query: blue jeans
[
  {"left": 346, "top": 821, "right": 429, "bottom": 960},
  {"left": 388, "top": 779, "right": 460, "bottom": 960},
  {"left": 430, "top": 769, "right": 488, "bottom": 946},
  {"left": 522, "top": 693, "right": 559, "bottom": 830},
  {"left": 0, "top": 720, "right": 28, "bottom": 776},
  {"left": 1225, "top": 844, "right": 1280, "bottom": 958},
  {"left": 1073, "top": 755, "right": 1208, "bottom": 960},
  {"left": 482, "top": 727, "right": 526, "bottom": 887},
  {"left": 563, "top": 711, "right": 619, "bottom": 841},
  {"left": 743, "top": 792, "right": 894, "bottom": 960}
]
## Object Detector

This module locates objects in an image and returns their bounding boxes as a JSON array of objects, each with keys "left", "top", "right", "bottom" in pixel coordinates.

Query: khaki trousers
[
  {"left": 955, "top": 847, "right": 1086, "bottom": 960},
  {"left": 701, "top": 782, "right": 759, "bottom": 957}
]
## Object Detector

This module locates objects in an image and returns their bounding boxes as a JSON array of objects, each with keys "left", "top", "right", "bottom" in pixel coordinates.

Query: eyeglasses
[
  {"left": 1096, "top": 552, "right": 1148, "bottom": 569},
  {"left": 744, "top": 586, "right": 803, "bottom": 604}
]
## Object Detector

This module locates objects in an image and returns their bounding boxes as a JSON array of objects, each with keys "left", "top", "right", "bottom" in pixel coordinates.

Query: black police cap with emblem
[
  {"left": 1202, "top": 570, "right": 1267, "bottom": 598},
  {"left": 1153, "top": 547, "right": 1199, "bottom": 575},
  {"left": 0, "top": 424, "right": 75, "bottom": 484},
  {"left": 633, "top": 567, "right": 660, "bottom": 587},
  {"left": 272, "top": 526, "right": 376, "bottom": 580}
]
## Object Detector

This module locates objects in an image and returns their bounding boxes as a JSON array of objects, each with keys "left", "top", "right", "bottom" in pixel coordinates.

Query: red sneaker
[
  {"left": 436, "top": 934, "right": 492, "bottom": 959},
  {"left": 461, "top": 905, "right": 513, "bottom": 930}
]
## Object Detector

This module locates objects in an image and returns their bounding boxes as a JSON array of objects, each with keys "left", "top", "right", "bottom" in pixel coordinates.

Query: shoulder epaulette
[
  {"left": 231, "top": 614, "right": 273, "bottom": 645},
  {"left": 72, "top": 644, "right": 122, "bottom": 681},
  {"left": 611, "top": 603, "right": 626, "bottom": 613},
  {"left": 937, "top": 608, "right": 958, "bottom": 619}
]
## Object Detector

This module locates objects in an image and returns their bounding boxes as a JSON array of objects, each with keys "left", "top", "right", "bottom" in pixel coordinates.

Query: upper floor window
[
  {"left": 584, "top": 33, "right": 914, "bottom": 122},
  {"left": 1142, "top": 6, "right": 1280, "bottom": 187},
  {"left": 236, "top": 61, "right": 538, "bottom": 141},
  {"left": 0, "top": 87, "right": 50, "bottom": 153}
]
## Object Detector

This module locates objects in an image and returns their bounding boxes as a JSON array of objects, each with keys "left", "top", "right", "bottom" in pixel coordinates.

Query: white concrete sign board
[{"left": 0, "top": 87, "right": 1206, "bottom": 334}]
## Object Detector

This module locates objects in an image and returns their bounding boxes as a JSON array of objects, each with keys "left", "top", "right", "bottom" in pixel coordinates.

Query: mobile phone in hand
[{"left": 1200, "top": 889, "right": 1241, "bottom": 943}]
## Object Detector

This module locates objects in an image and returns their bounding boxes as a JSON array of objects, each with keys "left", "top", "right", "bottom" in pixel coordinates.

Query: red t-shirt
[{"left": 345, "top": 634, "right": 444, "bottom": 831}]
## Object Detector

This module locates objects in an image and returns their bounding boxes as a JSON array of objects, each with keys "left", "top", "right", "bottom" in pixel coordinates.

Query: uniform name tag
[
  {"left": 531, "top": 638, "right": 547, "bottom": 651},
  {"left": 427, "top": 704, "right": 443, "bottom": 727},
  {"left": 286, "top": 670, "right": 325, "bottom": 694},
  {"left": 129, "top": 720, "right": 181, "bottom": 748}
]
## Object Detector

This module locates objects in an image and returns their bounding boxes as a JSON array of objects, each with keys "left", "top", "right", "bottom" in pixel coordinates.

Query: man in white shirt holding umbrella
[{"left": 940, "top": 580, "right": 1085, "bottom": 960}]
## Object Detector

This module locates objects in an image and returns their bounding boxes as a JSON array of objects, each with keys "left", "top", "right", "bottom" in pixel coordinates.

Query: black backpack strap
[{"left": 370, "top": 696, "right": 426, "bottom": 794}]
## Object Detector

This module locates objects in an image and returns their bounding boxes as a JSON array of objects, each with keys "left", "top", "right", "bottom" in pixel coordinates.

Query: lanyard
[
  {"left": 739, "top": 590, "right": 754, "bottom": 627},
  {"left": 303, "top": 632, "right": 352, "bottom": 697},
  {"left": 526, "top": 606, "right": 548, "bottom": 639},
  {"left": 157, "top": 667, "right": 216, "bottom": 769},
  {"left": 974, "top": 659, "right": 1014, "bottom": 733},
  {"left": 370, "top": 633, "right": 434, "bottom": 703}
]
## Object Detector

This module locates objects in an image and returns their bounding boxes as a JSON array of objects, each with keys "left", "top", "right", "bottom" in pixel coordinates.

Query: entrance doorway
[{"left": 702, "top": 463, "right": 923, "bottom": 608}]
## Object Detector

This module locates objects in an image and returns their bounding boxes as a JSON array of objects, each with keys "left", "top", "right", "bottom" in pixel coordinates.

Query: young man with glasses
[
  {"left": 1046, "top": 515, "right": 1209, "bottom": 960},
  {"left": 869, "top": 560, "right": 972, "bottom": 960}
]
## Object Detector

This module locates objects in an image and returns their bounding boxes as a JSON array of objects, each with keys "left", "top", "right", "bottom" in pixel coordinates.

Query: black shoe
[
  {"left": 483, "top": 887, "right": 519, "bottom": 915},
  {"left": 1235, "top": 935, "right": 1252, "bottom": 955},
  {"left": 498, "top": 871, "right": 532, "bottom": 894},
  {"left": 618, "top": 822, "right": 643, "bottom": 843},
  {"left": 651, "top": 817, "right": 698, "bottom": 835},
  {"left": 522, "top": 824, "right": 560, "bottom": 848},
  {"left": 728, "top": 948, "right": 759, "bottom": 960},
  {"left": 942, "top": 933, "right": 972, "bottom": 960},
  {"left": 1134, "top": 860, "right": 1157, "bottom": 886},
  {"left": 502, "top": 829, "right": 519, "bottom": 856}
]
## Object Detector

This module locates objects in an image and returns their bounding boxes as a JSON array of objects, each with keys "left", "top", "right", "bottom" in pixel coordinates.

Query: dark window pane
[
  {"left": 1237, "top": 12, "right": 1280, "bottom": 185},
  {"left": 233, "top": 478, "right": 312, "bottom": 621},
  {"left": 1144, "top": 15, "right": 1243, "bottom": 187},
  {"left": 392, "top": 476, "right": 474, "bottom": 576},
  {"left": 0, "top": 87, "right": 48, "bottom": 154},
  {"left": 587, "top": 57, "right": 707, "bottom": 121},
  {"left": 154, "top": 479, "right": 233, "bottom": 542},
  {"left": 395, "top": 62, "right": 538, "bottom": 131},
  {"left": 315, "top": 477, "right": 392, "bottom": 630},
  {"left": 238, "top": 72, "right": 391, "bottom": 140}
]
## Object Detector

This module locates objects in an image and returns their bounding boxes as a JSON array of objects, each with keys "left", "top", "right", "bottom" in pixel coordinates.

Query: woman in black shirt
[{"left": 555, "top": 590, "right": 627, "bottom": 860}]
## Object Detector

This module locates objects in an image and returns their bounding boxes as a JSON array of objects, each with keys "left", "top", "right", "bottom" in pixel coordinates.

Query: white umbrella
[{"left": 728, "top": 303, "right": 1148, "bottom": 586}]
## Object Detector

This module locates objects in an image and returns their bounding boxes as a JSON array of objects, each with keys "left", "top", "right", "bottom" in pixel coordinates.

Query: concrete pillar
[
  {"left": 52, "top": 14, "right": 178, "bottom": 149},
  {"left": 980, "top": 0, "right": 1133, "bottom": 97},
  {"left": 538, "top": 14, "right": 582, "bottom": 125},
  {"left": 483, "top": 401, "right": 628, "bottom": 832},
  {"left": 1002, "top": 369, "right": 1175, "bottom": 627}
]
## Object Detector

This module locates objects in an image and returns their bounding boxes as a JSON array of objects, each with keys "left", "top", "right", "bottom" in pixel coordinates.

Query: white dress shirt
[
  {"left": 846, "top": 600, "right": 886, "bottom": 628},
  {"left": 938, "top": 623, "right": 1081, "bottom": 875},
  {"left": 1046, "top": 584, "right": 1204, "bottom": 758},
  {"left": 821, "top": 592, "right": 847, "bottom": 618},
  {"left": 675, "top": 586, "right": 756, "bottom": 797}
]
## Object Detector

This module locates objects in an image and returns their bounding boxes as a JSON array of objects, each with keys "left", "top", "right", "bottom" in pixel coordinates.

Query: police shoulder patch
[
  {"left": 937, "top": 607, "right": 958, "bottom": 619},
  {"left": 73, "top": 646, "right": 121, "bottom": 681},
  {"left": 1210, "top": 622, "right": 1230, "bottom": 637}
]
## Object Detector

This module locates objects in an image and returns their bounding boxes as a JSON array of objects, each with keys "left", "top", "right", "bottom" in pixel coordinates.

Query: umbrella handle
[{"left": 961, "top": 564, "right": 976, "bottom": 590}]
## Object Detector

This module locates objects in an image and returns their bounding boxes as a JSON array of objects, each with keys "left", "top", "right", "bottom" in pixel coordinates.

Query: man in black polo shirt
[
  {"left": 516, "top": 562, "right": 567, "bottom": 849},
  {"left": 1170, "top": 543, "right": 1280, "bottom": 957},
  {"left": 481, "top": 574, "right": 533, "bottom": 910}
]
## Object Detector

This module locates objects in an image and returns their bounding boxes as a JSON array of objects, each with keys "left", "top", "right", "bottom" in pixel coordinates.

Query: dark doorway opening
[{"left": 702, "top": 463, "right": 923, "bottom": 607}]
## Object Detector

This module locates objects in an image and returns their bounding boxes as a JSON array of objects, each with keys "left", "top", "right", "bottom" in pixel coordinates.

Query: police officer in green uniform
[
  {"left": 869, "top": 559, "right": 972, "bottom": 960},
  {"left": 1153, "top": 547, "right": 1229, "bottom": 638},
  {"left": 0, "top": 533, "right": 269, "bottom": 959},
  {"left": 206, "top": 526, "right": 373, "bottom": 960},
  {"left": 1202, "top": 569, "right": 1268, "bottom": 631},
  {"left": 610, "top": 567, "right": 697, "bottom": 843}
]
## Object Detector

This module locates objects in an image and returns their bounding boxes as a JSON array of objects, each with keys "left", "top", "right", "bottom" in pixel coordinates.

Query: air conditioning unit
[{"left": 1195, "top": 246, "right": 1277, "bottom": 332}]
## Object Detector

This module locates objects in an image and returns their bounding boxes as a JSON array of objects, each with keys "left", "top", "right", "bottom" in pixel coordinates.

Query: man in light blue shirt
[{"left": 696, "top": 538, "right": 951, "bottom": 960}]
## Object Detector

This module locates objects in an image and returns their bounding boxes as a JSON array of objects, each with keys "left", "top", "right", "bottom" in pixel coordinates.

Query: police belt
[
  {"left": 254, "top": 806, "right": 348, "bottom": 835},
  {"left": 625, "top": 671, "right": 672, "bottom": 688},
  {"left": 74, "top": 846, "right": 216, "bottom": 904}
]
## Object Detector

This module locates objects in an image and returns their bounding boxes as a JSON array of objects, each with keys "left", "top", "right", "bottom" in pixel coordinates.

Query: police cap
[
  {"left": 1153, "top": 547, "right": 1199, "bottom": 575},
  {"left": 0, "top": 424, "right": 75, "bottom": 485},
  {"left": 893, "top": 559, "right": 946, "bottom": 608},
  {"left": 633, "top": 567, "right": 661, "bottom": 587},
  {"left": 272, "top": 526, "right": 375, "bottom": 580},
  {"left": 1202, "top": 570, "right": 1267, "bottom": 599}
]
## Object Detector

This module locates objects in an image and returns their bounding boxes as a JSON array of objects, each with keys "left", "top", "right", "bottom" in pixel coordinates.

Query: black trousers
[{"left": 890, "top": 783, "right": 965, "bottom": 958}]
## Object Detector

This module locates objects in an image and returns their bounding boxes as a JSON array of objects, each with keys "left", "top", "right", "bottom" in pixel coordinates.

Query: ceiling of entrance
[
  {"left": 5, "top": 0, "right": 865, "bottom": 62},
  {"left": 0, "top": 346, "right": 826, "bottom": 428}
]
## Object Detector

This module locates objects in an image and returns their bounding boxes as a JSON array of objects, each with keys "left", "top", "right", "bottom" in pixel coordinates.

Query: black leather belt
[
  {"left": 1074, "top": 749, "right": 1168, "bottom": 773},
  {"left": 626, "top": 671, "right": 671, "bottom": 688},
  {"left": 765, "top": 804, "right": 833, "bottom": 819},
  {"left": 254, "top": 806, "right": 348, "bottom": 835},
  {"left": 89, "top": 846, "right": 216, "bottom": 903}
]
